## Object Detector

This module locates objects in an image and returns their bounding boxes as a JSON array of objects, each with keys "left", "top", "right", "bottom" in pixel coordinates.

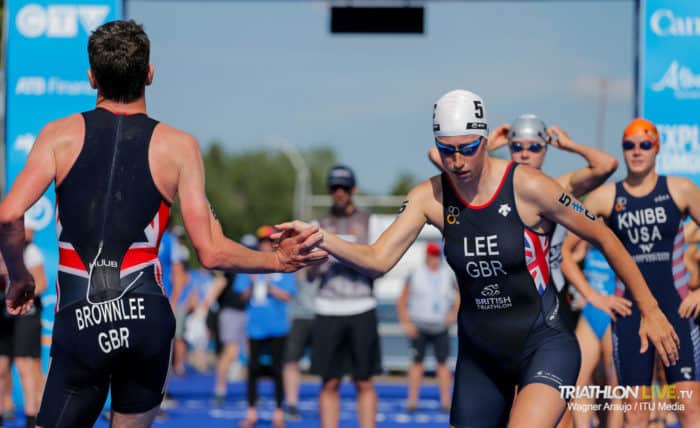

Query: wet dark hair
[{"left": 88, "top": 20, "right": 150, "bottom": 102}]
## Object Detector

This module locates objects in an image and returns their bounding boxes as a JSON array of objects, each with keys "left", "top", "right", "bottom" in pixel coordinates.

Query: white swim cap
[{"left": 433, "top": 89, "right": 488, "bottom": 138}]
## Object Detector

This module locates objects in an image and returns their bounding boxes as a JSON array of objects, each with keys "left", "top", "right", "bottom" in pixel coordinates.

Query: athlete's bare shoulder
[
  {"left": 583, "top": 182, "right": 615, "bottom": 218},
  {"left": 403, "top": 175, "right": 444, "bottom": 228},
  {"left": 412, "top": 174, "right": 443, "bottom": 204},
  {"left": 667, "top": 175, "right": 698, "bottom": 212},
  {"left": 666, "top": 175, "right": 696, "bottom": 194},
  {"left": 46, "top": 114, "right": 86, "bottom": 185},
  {"left": 40, "top": 113, "right": 84, "bottom": 147},
  {"left": 152, "top": 122, "right": 198, "bottom": 151},
  {"left": 512, "top": 163, "right": 553, "bottom": 197},
  {"left": 149, "top": 122, "right": 202, "bottom": 203}
]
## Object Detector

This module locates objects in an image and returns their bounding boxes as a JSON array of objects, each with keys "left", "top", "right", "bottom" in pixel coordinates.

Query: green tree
[
  {"left": 171, "top": 143, "right": 338, "bottom": 253},
  {"left": 389, "top": 172, "right": 417, "bottom": 196}
]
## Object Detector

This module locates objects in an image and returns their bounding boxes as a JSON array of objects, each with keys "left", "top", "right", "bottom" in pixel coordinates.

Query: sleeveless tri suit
[
  {"left": 37, "top": 108, "right": 175, "bottom": 427},
  {"left": 442, "top": 162, "right": 580, "bottom": 427},
  {"left": 607, "top": 176, "right": 699, "bottom": 386}
]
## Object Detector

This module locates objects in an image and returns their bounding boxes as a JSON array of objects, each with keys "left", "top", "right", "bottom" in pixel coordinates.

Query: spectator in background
[
  {"left": 397, "top": 242, "right": 458, "bottom": 413},
  {"left": 283, "top": 268, "right": 318, "bottom": 420},
  {"left": 181, "top": 269, "right": 215, "bottom": 374},
  {"left": 199, "top": 234, "right": 257, "bottom": 405},
  {"left": 170, "top": 227, "right": 192, "bottom": 376},
  {"left": 308, "top": 164, "right": 381, "bottom": 428},
  {"left": 157, "top": 223, "right": 189, "bottom": 414},
  {"left": 159, "top": 223, "right": 189, "bottom": 310},
  {"left": 236, "top": 226, "right": 297, "bottom": 428},
  {"left": 0, "top": 226, "right": 47, "bottom": 428}
]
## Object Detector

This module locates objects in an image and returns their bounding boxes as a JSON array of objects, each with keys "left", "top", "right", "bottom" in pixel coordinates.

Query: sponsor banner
[
  {"left": 640, "top": 0, "right": 700, "bottom": 184},
  {"left": 5, "top": 0, "right": 121, "bottom": 377}
]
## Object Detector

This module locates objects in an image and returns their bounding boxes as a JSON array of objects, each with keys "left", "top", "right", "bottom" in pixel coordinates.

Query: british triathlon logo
[
  {"left": 498, "top": 204, "right": 511, "bottom": 217},
  {"left": 481, "top": 284, "right": 501, "bottom": 297},
  {"left": 651, "top": 61, "right": 700, "bottom": 99},
  {"left": 16, "top": 4, "right": 110, "bottom": 39},
  {"left": 446, "top": 206, "right": 460, "bottom": 225},
  {"left": 475, "top": 283, "right": 512, "bottom": 310}
]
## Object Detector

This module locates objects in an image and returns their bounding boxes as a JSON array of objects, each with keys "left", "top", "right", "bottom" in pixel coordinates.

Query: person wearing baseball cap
[
  {"left": 200, "top": 232, "right": 260, "bottom": 407},
  {"left": 236, "top": 225, "right": 298, "bottom": 428},
  {"left": 563, "top": 118, "right": 700, "bottom": 427},
  {"left": 303, "top": 164, "right": 380, "bottom": 428},
  {"left": 276, "top": 90, "right": 680, "bottom": 427},
  {"left": 396, "top": 241, "right": 458, "bottom": 413}
]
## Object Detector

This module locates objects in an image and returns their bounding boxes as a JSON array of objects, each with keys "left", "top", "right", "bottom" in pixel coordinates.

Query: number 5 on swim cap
[{"left": 433, "top": 89, "right": 489, "bottom": 138}]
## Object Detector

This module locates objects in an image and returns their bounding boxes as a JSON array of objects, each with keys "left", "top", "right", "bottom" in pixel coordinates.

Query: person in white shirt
[{"left": 397, "top": 242, "right": 459, "bottom": 412}]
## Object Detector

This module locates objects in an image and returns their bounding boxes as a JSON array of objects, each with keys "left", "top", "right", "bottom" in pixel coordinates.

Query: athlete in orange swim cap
[
  {"left": 622, "top": 118, "right": 660, "bottom": 153},
  {"left": 571, "top": 117, "right": 700, "bottom": 427}
]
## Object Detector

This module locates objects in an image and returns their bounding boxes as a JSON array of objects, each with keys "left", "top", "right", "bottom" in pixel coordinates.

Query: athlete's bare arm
[
  {"left": 560, "top": 232, "right": 632, "bottom": 320},
  {"left": 150, "top": 125, "right": 327, "bottom": 273},
  {"left": 666, "top": 177, "right": 700, "bottom": 318},
  {"left": 667, "top": 176, "right": 700, "bottom": 226},
  {"left": 579, "top": 182, "right": 616, "bottom": 219},
  {"left": 549, "top": 126, "right": 619, "bottom": 198},
  {"left": 0, "top": 117, "right": 71, "bottom": 314},
  {"left": 276, "top": 178, "right": 442, "bottom": 278},
  {"left": 514, "top": 166, "right": 680, "bottom": 366}
]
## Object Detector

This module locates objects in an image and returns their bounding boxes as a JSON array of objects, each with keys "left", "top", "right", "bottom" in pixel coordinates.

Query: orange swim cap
[{"left": 623, "top": 118, "right": 660, "bottom": 147}]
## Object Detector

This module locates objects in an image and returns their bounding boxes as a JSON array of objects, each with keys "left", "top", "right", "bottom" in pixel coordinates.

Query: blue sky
[{"left": 128, "top": 1, "right": 636, "bottom": 194}]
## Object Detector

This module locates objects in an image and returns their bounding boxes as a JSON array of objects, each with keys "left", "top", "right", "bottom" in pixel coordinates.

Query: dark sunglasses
[
  {"left": 329, "top": 185, "right": 351, "bottom": 193},
  {"left": 622, "top": 140, "right": 656, "bottom": 151},
  {"left": 509, "top": 141, "right": 545, "bottom": 153},
  {"left": 434, "top": 138, "right": 483, "bottom": 157}
]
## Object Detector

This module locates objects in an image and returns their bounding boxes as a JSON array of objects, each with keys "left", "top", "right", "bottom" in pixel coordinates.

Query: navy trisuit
[
  {"left": 442, "top": 162, "right": 580, "bottom": 428},
  {"left": 607, "top": 176, "right": 699, "bottom": 386},
  {"left": 37, "top": 109, "right": 175, "bottom": 427}
]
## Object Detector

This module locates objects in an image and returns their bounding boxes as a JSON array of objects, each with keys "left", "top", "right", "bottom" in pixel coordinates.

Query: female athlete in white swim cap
[{"left": 275, "top": 89, "right": 679, "bottom": 428}]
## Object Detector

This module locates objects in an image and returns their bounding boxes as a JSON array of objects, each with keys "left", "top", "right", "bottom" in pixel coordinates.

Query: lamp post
[{"left": 269, "top": 137, "right": 311, "bottom": 221}]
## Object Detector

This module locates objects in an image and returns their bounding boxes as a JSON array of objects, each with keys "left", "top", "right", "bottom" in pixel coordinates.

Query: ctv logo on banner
[{"left": 16, "top": 3, "right": 109, "bottom": 38}]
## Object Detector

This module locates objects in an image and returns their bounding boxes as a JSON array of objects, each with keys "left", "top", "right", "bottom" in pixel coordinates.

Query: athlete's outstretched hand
[
  {"left": 638, "top": 306, "right": 680, "bottom": 367},
  {"left": 679, "top": 290, "right": 700, "bottom": 320},
  {"left": 5, "top": 274, "right": 35, "bottom": 316},
  {"left": 273, "top": 223, "right": 328, "bottom": 272},
  {"left": 587, "top": 293, "right": 632, "bottom": 321}
]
